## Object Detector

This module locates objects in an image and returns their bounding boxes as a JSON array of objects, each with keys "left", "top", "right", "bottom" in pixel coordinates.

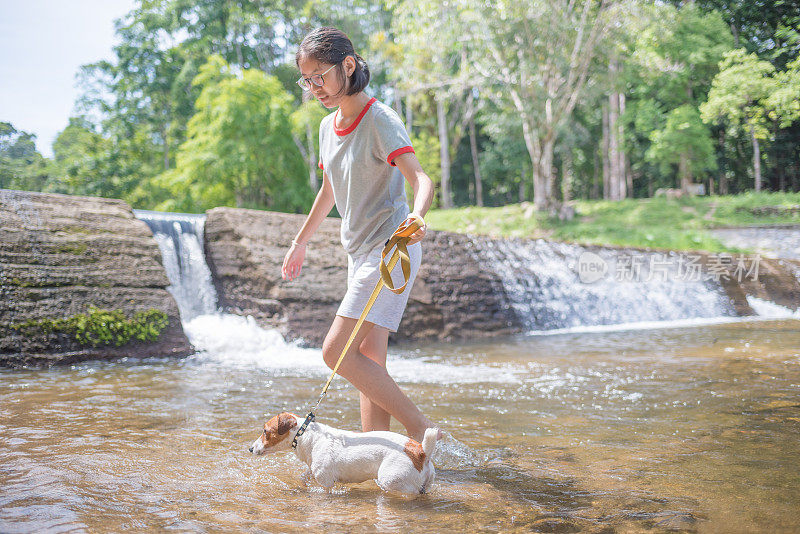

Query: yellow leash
[{"left": 291, "top": 214, "right": 424, "bottom": 448}]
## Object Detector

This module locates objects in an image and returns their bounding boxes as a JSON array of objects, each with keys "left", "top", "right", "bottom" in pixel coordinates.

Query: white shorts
[{"left": 336, "top": 241, "right": 422, "bottom": 333}]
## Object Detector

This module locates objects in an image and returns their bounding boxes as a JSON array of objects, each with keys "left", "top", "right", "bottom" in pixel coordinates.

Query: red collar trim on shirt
[{"left": 333, "top": 97, "right": 377, "bottom": 136}]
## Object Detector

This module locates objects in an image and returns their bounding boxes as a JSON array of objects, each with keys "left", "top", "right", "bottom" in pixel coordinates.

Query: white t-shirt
[{"left": 318, "top": 96, "right": 415, "bottom": 258}]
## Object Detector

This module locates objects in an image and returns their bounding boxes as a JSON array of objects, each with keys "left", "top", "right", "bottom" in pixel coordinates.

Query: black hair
[{"left": 295, "top": 26, "right": 370, "bottom": 98}]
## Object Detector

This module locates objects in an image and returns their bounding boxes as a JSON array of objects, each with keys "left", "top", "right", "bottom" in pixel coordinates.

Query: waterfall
[
  {"left": 472, "top": 237, "right": 736, "bottom": 332},
  {"left": 133, "top": 209, "right": 219, "bottom": 322}
]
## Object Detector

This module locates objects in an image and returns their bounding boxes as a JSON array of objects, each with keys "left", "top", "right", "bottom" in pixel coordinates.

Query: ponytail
[{"left": 349, "top": 53, "right": 370, "bottom": 95}]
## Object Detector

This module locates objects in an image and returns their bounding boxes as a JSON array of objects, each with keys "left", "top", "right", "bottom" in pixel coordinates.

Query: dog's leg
[
  {"left": 301, "top": 467, "right": 313, "bottom": 486},
  {"left": 376, "top": 462, "right": 412, "bottom": 495},
  {"left": 312, "top": 465, "right": 336, "bottom": 491}
]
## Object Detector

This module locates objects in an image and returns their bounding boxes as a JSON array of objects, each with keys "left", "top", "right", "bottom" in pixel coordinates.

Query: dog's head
[{"left": 249, "top": 412, "right": 299, "bottom": 455}]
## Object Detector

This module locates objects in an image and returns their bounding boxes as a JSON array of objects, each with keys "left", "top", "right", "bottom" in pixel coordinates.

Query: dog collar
[{"left": 291, "top": 411, "right": 315, "bottom": 449}]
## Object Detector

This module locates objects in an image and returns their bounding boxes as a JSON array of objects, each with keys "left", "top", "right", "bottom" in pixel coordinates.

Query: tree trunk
[
  {"left": 678, "top": 153, "right": 690, "bottom": 194},
  {"left": 542, "top": 135, "right": 556, "bottom": 206},
  {"left": 619, "top": 91, "right": 629, "bottom": 199},
  {"left": 609, "top": 90, "right": 620, "bottom": 200},
  {"left": 592, "top": 149, "right": 601, "bottom": 200},
  {"left": 719, "top": 128, "right": 728, "bottom": 195},
  {"left": 602, "top": 102, "right": 610, "bottom": 199},
  {"left": 306, "top": 122, "right": 317, "bottom": 191},
  {"left": 625, "top": 154, "right": 633, "bottom": 198},
  {"left": 774, "top": 120, "right": 784, "bottom": 191},
  {"left": 679, "top": 153, "right": 692, "bottom": 193},
  {"left": 749, "top": 122, "right": 761, "bottom": 192},
  {"left": 562, "top": 149, "right": 573, "bottom": 203},
  {"left": 437, "top": 97, "right": 452, "bottom": 208},
  {"left": 393, "top": 83, "right": 403, "bottom": 116},
  {"left": 468, "top": 111, "right": 483, "bottom": 207},
  {"left": 405, "top": 94, "right": 413, "bottom": 135}
]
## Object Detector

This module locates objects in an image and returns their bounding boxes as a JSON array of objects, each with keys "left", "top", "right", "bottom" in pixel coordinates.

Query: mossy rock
[{"left": 10, "top": 306, "right": 169, "bottom": 348}]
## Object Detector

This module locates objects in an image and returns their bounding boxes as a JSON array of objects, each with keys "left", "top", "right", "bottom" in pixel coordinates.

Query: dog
[{"left": 249, "top": 412, "right": 438, "bottom": 495}]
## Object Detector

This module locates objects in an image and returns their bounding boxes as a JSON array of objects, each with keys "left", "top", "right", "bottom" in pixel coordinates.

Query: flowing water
[{"left": 2, "top": 213, "right": 799, "bottom": 533}]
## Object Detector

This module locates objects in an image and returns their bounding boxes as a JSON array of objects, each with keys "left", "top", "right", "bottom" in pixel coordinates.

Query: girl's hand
[
  {"left": 404, "top": 213, "right": 427, "bottom": 246},
  {"left": 282, "top": 241, "right": 306, "bottom": 281}
]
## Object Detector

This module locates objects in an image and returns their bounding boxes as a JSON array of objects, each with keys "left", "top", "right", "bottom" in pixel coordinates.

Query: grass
[{"left": 424, "top": 192, "right": 800, "bottom": 253}]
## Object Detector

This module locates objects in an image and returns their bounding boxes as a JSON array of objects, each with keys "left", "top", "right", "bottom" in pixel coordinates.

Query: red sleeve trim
[
  {"left": 318, "top": 159, "right": 323, "bottom": 170},
  {"left": 387, "top": 146, "right": 415, "bottom": 166}
]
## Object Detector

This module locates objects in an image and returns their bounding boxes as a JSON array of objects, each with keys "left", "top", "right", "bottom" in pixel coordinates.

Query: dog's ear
[{"left": 276, "top": 412, "right": 298, "bottom": 435}]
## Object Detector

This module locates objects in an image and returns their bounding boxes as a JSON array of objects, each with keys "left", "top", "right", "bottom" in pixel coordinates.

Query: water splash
[
  {"left": 746, "top": 295, "right": 800, "bottom": 318},
  {"left": 432, "top": 431, "right": 485, "bottom": 469},
  {"left": 184, "top": 312, "right": 523, "bottom": 384}
]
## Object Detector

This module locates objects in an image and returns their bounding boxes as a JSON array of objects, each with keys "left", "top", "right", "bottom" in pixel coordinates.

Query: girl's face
[{"left": 297, "top": 56, "right": 353, "bottom": 109}]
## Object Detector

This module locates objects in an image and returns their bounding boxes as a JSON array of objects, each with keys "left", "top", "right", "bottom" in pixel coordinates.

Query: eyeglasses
[{"left": 297, "top": 63, "right": 338, "bottom": 91}]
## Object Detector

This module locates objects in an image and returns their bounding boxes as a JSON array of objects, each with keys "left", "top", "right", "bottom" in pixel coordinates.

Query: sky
[{"left": 0, "top": 1, "right": 137, "bottom": 158}]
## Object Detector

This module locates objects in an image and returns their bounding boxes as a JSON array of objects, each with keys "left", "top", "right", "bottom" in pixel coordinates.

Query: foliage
[
  {"left": 2, "top": 0, "right": 800, "bottom": 223},
  {"left": 647, "top": 105, "right": 717, "bottom": 178},
  {"left": 11, "top": 306, "right": 169, "bottom": 348},
  {"left": 151, "top": 55, "right": 313, "bottom": 213},
  {"left": 0, "top": 122, "right": 53, "bottom": 192},
  {"left": 765, "top": 56, "right": 800, "bottom": 128},
  {"left": 700, "top": 48, "right": 777, "bottom": 138},
  {"left": 407, "top": 129, "right": 442, "bottom": 209}
]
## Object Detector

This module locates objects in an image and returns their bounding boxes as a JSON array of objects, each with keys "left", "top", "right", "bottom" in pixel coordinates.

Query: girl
[{"left": 282, "top": 27, "right": 439, "bottom": 443}]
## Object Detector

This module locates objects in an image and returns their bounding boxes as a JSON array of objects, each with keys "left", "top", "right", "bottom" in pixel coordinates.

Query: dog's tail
[{"left": 421, "top": 427, "right": 439, "bottom": 457}]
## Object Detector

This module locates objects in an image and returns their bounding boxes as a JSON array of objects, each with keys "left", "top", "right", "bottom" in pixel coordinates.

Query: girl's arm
[
  {"left": 393, "top": 152, "right": 435, "bottom": 245},
  {"left": 394, "top": 153, "right": 434, "bottom": 218},
  {"left": 292, "top": 170, "right": 336, "bottom": 244}
]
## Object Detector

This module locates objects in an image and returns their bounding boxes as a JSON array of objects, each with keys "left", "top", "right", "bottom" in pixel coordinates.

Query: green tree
[
  {"left": 460, "top": 0, "right": 623, "bottom": 211},
  {"left": 646, "top": 105, "right": 717, "bottom": 183},
  {"left": 152, "top": 55, "right": 312, "bottom": 212},
  {"left": 0, "top": 122, "right": 52, "bottom": 192},
  {"left": 631, "top": 3, "right": 734, "bottom": 192},
  {"left": 700, "top": 48, "right": 777, "bottom": 191},
  {"left": 51, "top": 117, "right": 120, "bottom": 197},
  {"left": 766, "top": 56, "right": 800, "bottom": 128}
]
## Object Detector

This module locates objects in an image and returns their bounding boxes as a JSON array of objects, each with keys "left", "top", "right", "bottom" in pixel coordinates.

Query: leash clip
[{"left": 291, "top": 411, "right": 315, "bottom": 449}]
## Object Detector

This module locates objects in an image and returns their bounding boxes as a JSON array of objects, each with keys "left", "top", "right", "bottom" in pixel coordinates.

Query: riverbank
[{"left": 425, "top": 192, "right": 800, "bottom": 253}]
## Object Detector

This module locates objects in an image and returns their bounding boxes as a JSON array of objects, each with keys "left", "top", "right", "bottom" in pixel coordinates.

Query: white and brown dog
[{"left": 249, "top": 412, "right": 438, "bottom": 495}]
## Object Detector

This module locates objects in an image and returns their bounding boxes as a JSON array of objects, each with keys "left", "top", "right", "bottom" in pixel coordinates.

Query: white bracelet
[{"left": 292, "top": 239, "right": 307, "bottom": 247}]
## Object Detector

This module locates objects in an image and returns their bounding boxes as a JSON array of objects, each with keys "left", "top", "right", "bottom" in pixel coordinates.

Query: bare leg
[
  {"left": 358, "top": 325, "right": 391, "bottom": 432},
  {"left": 322, "top": 315, "right": 435, "bottom": 441}
]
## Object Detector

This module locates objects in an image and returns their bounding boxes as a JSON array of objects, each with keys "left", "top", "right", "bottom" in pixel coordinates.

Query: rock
[
  {"left": 203, "top": 207, "right": 519, "bottom": 347},
  {"left": 695, "top": 250, "right": 800, "bottom": 314},
  {"left": 736, "top": 205, "right": 800, "bottom": 216},
  {"left": 0, "top": 189, "right": 193, "bottom": 367},
  {"left": 654, "top": 511, "right": 698, "bottom": 530},
  {"left": 654, "top": 187, "right": 686, "bottom": 199},
  {"left": 529, "top": 517, "right": 582, "bottom": 533}
]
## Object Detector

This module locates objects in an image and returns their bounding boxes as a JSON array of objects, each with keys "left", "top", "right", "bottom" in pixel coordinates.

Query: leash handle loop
[{"left": 379, "top": 214, "right": 423, "bottom": 295}]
